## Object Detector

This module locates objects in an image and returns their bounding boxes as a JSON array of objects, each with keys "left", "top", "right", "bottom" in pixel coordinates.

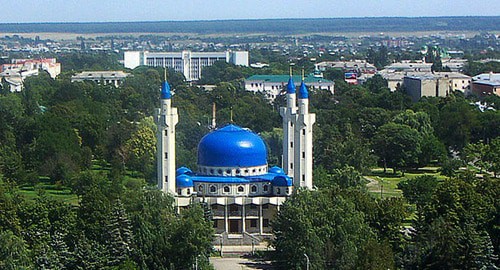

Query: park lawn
[
  {"left": 17, "top": 161, "right": 148, "bottom": 206},
  {"left": 19, "top": 181, "right": 79, "bottom": 205},
  {"left": 365, "top": 167, "right": 447, "bottom": 198}
]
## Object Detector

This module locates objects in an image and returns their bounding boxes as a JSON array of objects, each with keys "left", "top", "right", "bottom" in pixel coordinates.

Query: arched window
[
  {"left": 223, "top": 186, "right": 230, "bottom": 193},
  {"left": 263, "top": 185, "right": 269, "bottom": 192},
  {"left": 251, "top": 185, "right": 257, "bottom": 193},
  {"left": 276, "top": 188, "right": 281, "bottom": 195},
  {"left": 210, "top": 185, "right": 216, "bottom": 193},
  {"left": 199, "top": 185, "right": 203, "bottom": 192},
  {"left": 238, "top": 186, "right": 244, "bottom": 193},
  {"left": 218, "top": 169, "right": 223, "bottom": 175}
]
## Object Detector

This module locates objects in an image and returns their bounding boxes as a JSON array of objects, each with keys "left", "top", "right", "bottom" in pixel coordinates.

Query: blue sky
[{"left": 2, "top": 0, "right": 499, "bottom": 23}]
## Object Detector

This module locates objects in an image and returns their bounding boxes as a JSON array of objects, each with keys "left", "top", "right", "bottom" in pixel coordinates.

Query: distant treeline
[{"left": 1, "top": 16, "right": 499, "bottom": 34}]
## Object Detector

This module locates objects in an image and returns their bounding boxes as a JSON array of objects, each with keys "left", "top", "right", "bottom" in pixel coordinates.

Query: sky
[{"left": 1, "top": 0, "right": 499, "bottom": 23}]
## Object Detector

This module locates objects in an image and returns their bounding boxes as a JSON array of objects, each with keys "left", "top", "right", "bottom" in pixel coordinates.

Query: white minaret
[
  {"left": 279, "top": 67, "right": 297, "bottom": 178},
  {"left": 294, "top": 75, "right": 315, "bottom": 190},
  {"left": 156, "top": 73, "right": 178, "bottom": 194}
]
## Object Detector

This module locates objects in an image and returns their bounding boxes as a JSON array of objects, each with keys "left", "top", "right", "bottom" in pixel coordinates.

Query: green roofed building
[{"left": 244, "top": 74, "right": 334, "bottom": 101}]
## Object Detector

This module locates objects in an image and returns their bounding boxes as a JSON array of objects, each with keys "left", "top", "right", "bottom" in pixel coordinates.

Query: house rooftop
[{"left": 246, "top": 75, "right": 333, "bottom": 84}]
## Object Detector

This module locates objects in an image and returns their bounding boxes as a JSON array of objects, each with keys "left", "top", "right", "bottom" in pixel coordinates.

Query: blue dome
[
  {"left": 176, "top": 167, "right": 193, "bottom": 176},
  {"left": 268, "top": 166, "right": 285, "bottom": 174},
  {"left": 161, "top": 81, "right": 171, "bottom": 99},
  {"left": 198, "top": 124, "right": 267, "bottom": 168},
  {"left": 272, "top": 175, "right": 292, "bottom": 186},
  {"left": 298, "top": 80, "right": 309, "bottom": 99},
  {"left": 286, "top": 76, "right": 296, "bottom": 94},
  {"left": 176, "top": 174, "right": 193, "bottom": 188}
]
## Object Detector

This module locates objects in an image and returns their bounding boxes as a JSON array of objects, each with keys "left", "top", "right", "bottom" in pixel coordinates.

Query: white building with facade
[
  {"left": 156, "top": 71, "right": 315, "bottom": 244},
  {"left": 0, "top": 58, "right": 61, "bottom": 92},
  {"left": 1, "top": 58, "right": 61, "bottom": 79},
  {"left": 315, "top": 60, "right": 377, "bottom": 74},
  {"left": 124, "top": 50, "right": 249, "bottom": 81},
  {"left": 245, "top": 74, "right": 334, "bottom": 101},
  {"left": 71, "top": 71, "right": 130, "bottom": 87}
]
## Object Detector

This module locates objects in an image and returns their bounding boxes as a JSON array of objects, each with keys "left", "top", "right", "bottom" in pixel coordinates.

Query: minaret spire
[
  {"left": 156, "top": 75, "right": 178, "bottom": 194},
  {"left": 280, "top": 65, "right": 298, "bottom": 178},
  {"left": 294, "top": 71, "right": 315, "bottom": 190},
  {"left": 211, "top": 102, "right": 216, "bottom": 129}
]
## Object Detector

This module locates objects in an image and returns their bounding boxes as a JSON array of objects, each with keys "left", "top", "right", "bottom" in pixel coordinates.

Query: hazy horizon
[
  {"left": 2, "top": 15, "right": 500, "bottom": 25},
  {"left": 3, "top": 0, "right": 500, "bottom": 24}
]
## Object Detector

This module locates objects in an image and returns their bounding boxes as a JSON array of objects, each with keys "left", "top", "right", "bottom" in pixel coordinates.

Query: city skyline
[{"left": 2, "top": 0, "right": 499, "bottom": 23}]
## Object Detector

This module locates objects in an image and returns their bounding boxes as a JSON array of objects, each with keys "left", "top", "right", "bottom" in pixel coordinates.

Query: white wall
[
  {"left": 231, "top": 51, "right": 249, "bottom": 67},
  {"left": 124, "top": 51, "right": 142, "bottom": 69}
]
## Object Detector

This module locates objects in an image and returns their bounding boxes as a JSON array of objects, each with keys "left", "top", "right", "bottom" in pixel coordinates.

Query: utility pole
[{"left": 304, "top": 253, "right": 310, "bottom": 270}]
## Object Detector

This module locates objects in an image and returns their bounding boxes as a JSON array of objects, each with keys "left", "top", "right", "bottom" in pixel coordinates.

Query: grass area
[
  {"left": 17, "top": 160, "right": 149, "bottom": 205},
  {"left": 18, "top": 179, "right": 79, "bottom": 205},
  {"left": 365, "top": 167, "right": 447, "bottom": 199}
]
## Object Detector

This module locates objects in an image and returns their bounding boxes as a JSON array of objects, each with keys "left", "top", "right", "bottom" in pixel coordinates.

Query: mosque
[{"left": 155, "top": 70, "right": 315, "bottom": 241}]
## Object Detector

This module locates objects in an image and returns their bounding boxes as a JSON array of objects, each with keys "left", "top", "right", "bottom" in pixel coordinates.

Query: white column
[
  {"left": 280, "top": 93, "right": 297, "bottom": 178},
  {"left": 157, "top": 96, "right": 179, "bottom": 194},
  {"left": 259, "top": 203, "right": 263, "bottom": 235},
  {"left": 224, "top": 200, "right": 229, "bottom": 234},
  {"left": 242, "top": 204, "right": 246, "bottom": 233},
  {"left": 294, "top": 98, "right": 315, "bottom": 190}
]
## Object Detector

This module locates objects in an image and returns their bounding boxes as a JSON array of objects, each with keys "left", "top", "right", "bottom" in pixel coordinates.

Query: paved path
[
  {"left": 210, "top": 257, "right": 274, "bottom": 270},
  {"left": 215, "top": 243, "right": 272, "bottom": 255},
  {"left": 364, "top": 176, "right": 379, "bottom": 188},
  {"left": 211, "top": 244, "right": 274, "bottom": 270}
]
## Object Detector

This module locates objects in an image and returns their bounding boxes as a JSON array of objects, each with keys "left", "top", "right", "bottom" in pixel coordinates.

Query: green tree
[
  {"left": 373, "top": 123, "right": 422, "bottom": 175},
  {"left": 365, "top": 74, "right": 390, "bottom": 94},
  {"left": 124, "top": 117, "right": 156, "bottom": 179},
  {"left": 403, "top": 176, "right": 499, "bottom": 268},
  {"left": 398, "top": 175, "right": 439, "bottom": 209},
  {"left": 73, "top": 234, "right": 107, "bottom": 270},
  {"left": 272, "top": 189, "right": 385, "bottom": 270},
  {"left": 392, "top": 109, "right": 434, "bottom": 136},
  {"left": 366, "top": 46, "right": 389, "bottom": 69},
  {"left": 437, "top": 100, "right": 478, "bottom": 151},
  {"left": 169, "top": 204, "right": 214, "bottom": 270},
  {"left": 106, "top": 199, "right": 134, "bottom": 267},
  {"left": 463, "top": 141, "right": 490, "bottom": 173},
  {"left": 439, "top": 158, "right": 463, "bottom": 177},
  {"left": 486, "top": 137, "right": 500, "bottom": 177},
  {"left": 0, "top": 230, "right": 32, "bottom": 270}
]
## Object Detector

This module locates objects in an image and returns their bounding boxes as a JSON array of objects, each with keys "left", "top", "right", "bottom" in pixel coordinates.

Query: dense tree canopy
[{"left": 0, "top": 49, "right": 498, "bottom": 269}]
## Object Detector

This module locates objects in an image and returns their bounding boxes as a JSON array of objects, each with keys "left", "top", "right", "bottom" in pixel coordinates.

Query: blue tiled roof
[
  {"left": 183, "top": 171, "right": 291, "bottom": 185},
  {"left": 197, "top": 124, "right": 267, "bottom": 168},
  {"left": 286, "top": 76, "right": 296, "bottom": 94},
  {"left": 298, "top": 80, "right": 309, "bottom": 99},
  {"left": 161, "top": 80, "right": 171, "bottom": 99},
  {"left": 176, "top": 174, "right": 194, "bottom": 188},
  {"left": 176, "top": 167, "right": 193, "bottom": 176}
]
